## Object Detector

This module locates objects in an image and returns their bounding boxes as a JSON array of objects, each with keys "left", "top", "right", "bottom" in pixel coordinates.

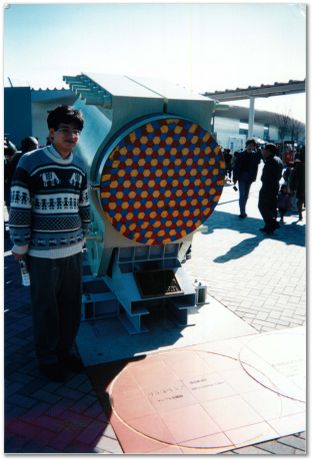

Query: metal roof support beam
[
  {"left": 203, "top": 80, "right": 305, "bottom": 102},
  {"left": 248, "top": 96, "right": 255, "bottom": 139}
]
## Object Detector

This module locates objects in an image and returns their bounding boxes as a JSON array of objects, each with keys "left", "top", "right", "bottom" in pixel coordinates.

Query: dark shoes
[
  {"left": 61, "top": 355, "right": 84, "bottom": 373},
  {"left": 239, "top": 213, "right": 247, "bottom": 219},
  {"left": 39, "top": 355, "right": 84, "bottom": 382},
  {"left": 260, "top": 219, "right": 280, "bottom": 235},
  {"left": 39, "top": 363, "right": 66, "bottom": 382},
  {"left": 273, "top": 221, "right": 280, "bottom": 229},
  {"left": 259, "top": 227, "right": 274, "bottom": 235}
]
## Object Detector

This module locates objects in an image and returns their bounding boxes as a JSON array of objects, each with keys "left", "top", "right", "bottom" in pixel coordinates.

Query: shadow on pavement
[
  {"left": 200, "top": 210, "right": 305, "bottom": 263},
  {"left": 214, "top": 235, "right": 261, "bottom": 263}
]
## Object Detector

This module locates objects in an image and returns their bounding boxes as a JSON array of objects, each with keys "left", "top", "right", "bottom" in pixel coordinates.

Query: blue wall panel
[{"left": 4, "top": 87, "right": 32, "bottom": 148}]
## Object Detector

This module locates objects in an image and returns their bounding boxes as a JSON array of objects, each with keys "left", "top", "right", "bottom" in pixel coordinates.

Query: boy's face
[{"left": 49, "top": 122, "right": 81, "bottom": 155}]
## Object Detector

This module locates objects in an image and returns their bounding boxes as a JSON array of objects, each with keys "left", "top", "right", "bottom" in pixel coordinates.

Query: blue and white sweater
[{"left": 9, "top": 144, "right": 91, "bottom": 259}]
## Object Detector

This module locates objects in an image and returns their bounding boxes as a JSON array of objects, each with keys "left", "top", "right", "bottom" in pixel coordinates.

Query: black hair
[
  {"left": 47, "top": 105, "right": 84, "bottom": 131},
  {"left": 4, "top": 140, "right": 17, "bottom": 157},
  {"left": 264, "top": 143, "right": 277, "bottom": 156},
  {"left": 21, "top": 136, "right": 38, "bottom": 153}
]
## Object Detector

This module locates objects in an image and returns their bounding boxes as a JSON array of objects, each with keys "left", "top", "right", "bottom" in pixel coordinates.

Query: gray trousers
[{"left": 28, "top": 253, "right": 82, "bottom": 366}]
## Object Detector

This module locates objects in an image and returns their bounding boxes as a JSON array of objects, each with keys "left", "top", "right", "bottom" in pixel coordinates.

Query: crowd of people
[{"left": 220, "top": 140, "right": 306, "bottom": 234}]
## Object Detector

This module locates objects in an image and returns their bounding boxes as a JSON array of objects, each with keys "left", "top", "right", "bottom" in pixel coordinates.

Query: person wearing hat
[{"left": 258, "top": 143, "right": 283, "bottom": 234}]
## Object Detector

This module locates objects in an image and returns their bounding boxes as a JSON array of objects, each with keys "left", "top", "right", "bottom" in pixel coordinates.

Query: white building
[{"left": 4, "top": 86, "right": 305, "bottom": 151}]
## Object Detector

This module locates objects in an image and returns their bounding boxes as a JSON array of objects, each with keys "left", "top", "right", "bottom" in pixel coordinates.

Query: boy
[{"left": 9, "top": 105, "right": 91, "bottom": 382}]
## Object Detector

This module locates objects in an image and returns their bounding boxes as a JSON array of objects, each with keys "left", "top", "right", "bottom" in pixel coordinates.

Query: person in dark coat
[
  {"left": 223, "top": 148, "right": 233, "bottom": 182},
  {"left": 258, "top": 143, "right": 283, "bottom": 235},
  {"left": 233, "top": 139, "right": 261, "bottom": 218},
  {"left": 289, "top": 146, "right": 305, "bottom": 220}
]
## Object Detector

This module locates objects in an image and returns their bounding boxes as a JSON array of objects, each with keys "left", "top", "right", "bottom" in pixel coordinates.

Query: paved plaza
[
  {"left": 4, "top": 170, "right": 306, "bottom": 454},
  {"left": 186, "top": 176, "right": 306, "bottom": 334}
]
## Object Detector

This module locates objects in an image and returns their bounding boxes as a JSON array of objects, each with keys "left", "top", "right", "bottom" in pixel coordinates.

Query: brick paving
[
  {"left": 231, "top": 432, "right": 306, "bottom": 454},
  {"left": 186, "top": 177, "right": 306, "bottom": 334},
  {"left": 3, "top": 170, "right": 306, "bottom": 453}
]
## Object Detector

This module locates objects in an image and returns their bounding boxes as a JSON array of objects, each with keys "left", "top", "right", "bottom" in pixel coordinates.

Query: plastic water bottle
[
  {"left": 193, "top": 279, "right": 207, "bottom": 306},
  {"left": 196, "top": 281, "right": 207, "bottom": 306},
  {"left": 193, "top": 279, "right": 199, "bottom": 303},
  {"left": 19, "top": 258, "right": 30, "bottom": 287}
]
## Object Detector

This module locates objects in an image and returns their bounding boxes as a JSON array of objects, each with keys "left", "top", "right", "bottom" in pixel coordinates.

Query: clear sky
[{"left": 3, "top": 2, "right": 307, "bottom": 122}]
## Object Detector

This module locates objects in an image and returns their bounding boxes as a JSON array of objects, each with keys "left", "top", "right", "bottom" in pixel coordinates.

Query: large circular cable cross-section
[{"left": 100, "top": 117, "right": 225, "bottom": 245}]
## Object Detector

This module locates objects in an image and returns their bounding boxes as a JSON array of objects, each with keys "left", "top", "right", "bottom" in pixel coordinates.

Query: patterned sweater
[{"left": 9, "top": 144, "right": 91, "bottom": 259}]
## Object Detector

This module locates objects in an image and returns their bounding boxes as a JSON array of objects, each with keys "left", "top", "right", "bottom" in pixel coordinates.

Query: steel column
[{"left": 248, "top": 96, "right": 255, "bottom": 138}]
